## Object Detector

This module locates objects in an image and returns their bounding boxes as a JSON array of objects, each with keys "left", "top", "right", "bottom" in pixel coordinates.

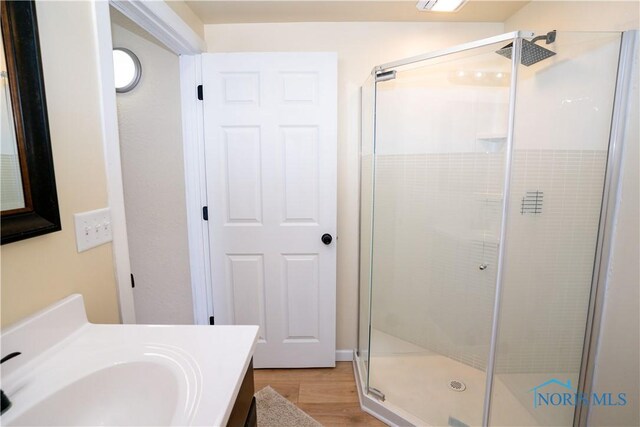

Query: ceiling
[{"left": 185, "top": 0, "right": 530, "bottom": 24}]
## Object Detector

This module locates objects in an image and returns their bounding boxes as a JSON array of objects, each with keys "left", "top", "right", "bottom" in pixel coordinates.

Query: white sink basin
[
  {"left": 0, "top": 295, "right": 259, "bottom": 426},
  {"left": 12, "top": 362, "right": 179, "bottom": 426}
]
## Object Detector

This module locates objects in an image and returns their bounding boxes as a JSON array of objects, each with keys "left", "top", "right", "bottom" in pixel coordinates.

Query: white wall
[
  {"left": 111, "top": 10, "right": 194, "bottom": 325},
  {"left": 204, "top": 21, "right": 506, "bottom": 349}
]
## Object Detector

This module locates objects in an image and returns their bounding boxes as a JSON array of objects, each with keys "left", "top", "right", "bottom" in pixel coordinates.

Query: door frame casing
[
  {"left": 180, "top": 54, "right": 214, "bottom": 325},
  {"left": 92, "top": 0, "right": 210, "bottom": 324}
]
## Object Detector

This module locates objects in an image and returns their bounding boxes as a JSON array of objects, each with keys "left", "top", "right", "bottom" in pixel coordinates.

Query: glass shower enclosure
[{"left": 357, "top": 30, "right": 635, "bottom": 426}]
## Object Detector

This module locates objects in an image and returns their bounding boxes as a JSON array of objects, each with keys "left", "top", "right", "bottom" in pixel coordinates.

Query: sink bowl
[
  {"left": 11, "top": 362, "right": 179, "bottom": 426},
  {"left": 1, "top": 294, "right": 258, "bottom": 426}
]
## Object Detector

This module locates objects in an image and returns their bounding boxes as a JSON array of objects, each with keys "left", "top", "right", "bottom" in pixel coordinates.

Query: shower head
[{"left": 496, "top": 31, "right": 557, "bottom": 66}]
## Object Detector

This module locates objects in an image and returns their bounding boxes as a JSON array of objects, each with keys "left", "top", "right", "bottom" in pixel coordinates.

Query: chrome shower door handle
[{"left": 479, "top": 264, "right": 488, "bottom": 271}]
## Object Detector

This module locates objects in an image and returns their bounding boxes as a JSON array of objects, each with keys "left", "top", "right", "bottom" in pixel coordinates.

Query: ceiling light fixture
[{"left": 416, "top": 0, "right": 467, "bottom": 12}]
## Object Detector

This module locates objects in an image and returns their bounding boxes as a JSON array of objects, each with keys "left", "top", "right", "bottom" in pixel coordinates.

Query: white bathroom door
[{"left": 202, "top": 53, "right": 337, "bottom": 368}]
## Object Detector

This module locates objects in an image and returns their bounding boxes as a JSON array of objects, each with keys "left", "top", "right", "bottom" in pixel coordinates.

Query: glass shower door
[
  {"left": 367, "top": 40, "right": 515, "bottom": 426},
  {"left": 489, "top": 31, "right": 624, "bottom": 427}
]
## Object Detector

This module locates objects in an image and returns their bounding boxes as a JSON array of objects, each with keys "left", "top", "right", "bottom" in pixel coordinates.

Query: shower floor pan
[{"left": 355, "top": 329, "right": 575, "bottom": 426}]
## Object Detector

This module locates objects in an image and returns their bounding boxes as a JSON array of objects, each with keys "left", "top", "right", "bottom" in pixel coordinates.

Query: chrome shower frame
[
  {"left": 372, "top": 30, "right": 533, "bottom": 74},
  {"left": 355, "top": 29, "right": 637, "bottom": 427}
]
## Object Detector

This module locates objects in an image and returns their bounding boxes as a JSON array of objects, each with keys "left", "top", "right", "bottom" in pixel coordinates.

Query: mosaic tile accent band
[{"left": 368, "top": 149, "right": 608, "bottom": 374}]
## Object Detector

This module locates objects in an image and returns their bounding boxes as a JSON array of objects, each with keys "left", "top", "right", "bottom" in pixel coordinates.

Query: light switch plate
[{"left": 73, "top": 208, "right": 112, "bottom": 252}]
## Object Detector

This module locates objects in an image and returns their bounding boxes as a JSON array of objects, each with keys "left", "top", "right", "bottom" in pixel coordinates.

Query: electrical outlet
[{"left": 73, "top": 208, "right": 112, "bottom": 252}]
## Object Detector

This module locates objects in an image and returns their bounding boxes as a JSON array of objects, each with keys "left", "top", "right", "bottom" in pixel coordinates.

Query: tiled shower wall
[
  {"left": 496, "top": 149, "right": 608, "bottom": 373},
  {"left": 370, "top": 149, "right": 608, "bottom": 373},
  {"left": 371, "top": 151, "right": 504, "bottom": 370}
]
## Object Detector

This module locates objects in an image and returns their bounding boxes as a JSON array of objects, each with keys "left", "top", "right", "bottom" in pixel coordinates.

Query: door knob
[{"left": 321, "top": 234, "right": 333, "bottom": 245}]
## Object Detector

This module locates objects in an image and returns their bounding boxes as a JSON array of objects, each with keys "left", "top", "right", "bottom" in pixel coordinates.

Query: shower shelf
[
  {"left": 476, "top": 133, "right": 507, "bottom": 142},
  {"left": 476, "top": 134, "right": 507, "bottom": 153}
]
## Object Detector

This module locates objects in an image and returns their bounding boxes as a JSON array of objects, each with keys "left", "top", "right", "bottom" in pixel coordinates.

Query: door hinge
[
  {"left": 209, "top": 316, "right": 215, "bottom": 325},
  {"left": 197, "top": 84, "right": 203, "bottom": 100},
  {"left": 368, "top": 387, "right": 386, "bottom": 401},
  {"left": 202, "top": 206, "right": 208, "bottom": 221},
  {"left": 130, "top": 273, "right": 135, "bottom": 288}
]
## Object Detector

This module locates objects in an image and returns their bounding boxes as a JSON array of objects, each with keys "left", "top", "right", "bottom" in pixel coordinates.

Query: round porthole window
[{"left": 112, "top": 48, "right": 141, "bottom": 93}]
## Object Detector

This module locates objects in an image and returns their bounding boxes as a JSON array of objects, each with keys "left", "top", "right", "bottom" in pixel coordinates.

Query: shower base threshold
[
  {"left": 353, "top": 330, "right": 575, "bottom": 426},
  {"left": 353, "top": 351, "right": 421, "bottom": 427}
]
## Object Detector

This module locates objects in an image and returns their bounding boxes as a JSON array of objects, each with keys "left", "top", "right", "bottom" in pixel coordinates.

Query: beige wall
[
  {"left": 504, "top": 0, "right": 639, "bottom": 32},
  {"left": 1, "top": 1, "right": 120, "bottom": 327},
  {"left": 166, "top": 0, "right": 205, "bottom": 40},
  {"left": 111, "top": 11, "right": 194, "bottom": 325},
  {"left": 204, "top": 21, "right": 506, "bottom": 349}
]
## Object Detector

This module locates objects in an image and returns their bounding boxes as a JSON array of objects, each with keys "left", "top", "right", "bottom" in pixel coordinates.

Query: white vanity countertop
[{"left": 1, "top": 295, "right": 259, "bottom": 426}]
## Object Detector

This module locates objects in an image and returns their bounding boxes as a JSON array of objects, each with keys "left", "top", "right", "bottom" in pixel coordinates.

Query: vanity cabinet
[{"left": 227, "top": 359, "right": 256, "bottom": 427}]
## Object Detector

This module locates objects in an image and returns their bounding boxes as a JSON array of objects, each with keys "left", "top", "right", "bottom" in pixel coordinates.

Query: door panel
[
  {"left": 281, "top": 126, "right": 319, "bottom": 223},
  {"left": 283, "top": 254, "right": 320, "bottom": 340},
  {"left": 226, "top": 254, "right": 267, "bottom": 342},
  {"left": 222, "top": 127, "right": 263, "bottom": 223},
  {"left": 203, "top": 53, "right": 337, "bottom": 368}
]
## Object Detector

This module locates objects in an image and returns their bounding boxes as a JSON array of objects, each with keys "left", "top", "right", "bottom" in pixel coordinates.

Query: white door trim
[
  {"left": 180, "top": 55, "right": 213, "bottom": 325},
  {"left": 92, "top": 0, "right": 209, "bottom": 324},
  {"left": 109, "top": 0, "right": 206, "bottom": 55},
  {"left": 93, "top": 0, "right": 135, "bottom": 323}
]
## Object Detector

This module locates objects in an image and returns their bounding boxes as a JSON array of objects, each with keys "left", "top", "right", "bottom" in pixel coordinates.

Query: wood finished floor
[{"left": 253, "top": 362, "right": 387, "bottom": 426}]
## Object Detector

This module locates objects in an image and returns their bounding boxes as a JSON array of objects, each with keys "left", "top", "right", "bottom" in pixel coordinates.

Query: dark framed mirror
[{"left": 1, "top": 0, "right": 60, "bottom": 244}]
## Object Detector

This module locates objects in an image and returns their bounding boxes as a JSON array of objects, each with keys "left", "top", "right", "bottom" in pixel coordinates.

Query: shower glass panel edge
[
  {"left": 357, "top": 72, "right": 376, "bottom": 393},
  {"left": 482, "top": 35, "right": 522, "bottom": 427}
]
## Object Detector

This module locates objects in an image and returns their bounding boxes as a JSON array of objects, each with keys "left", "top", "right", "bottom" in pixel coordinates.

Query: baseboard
[{"left": 335, "top": 349, "right": 354, "bottom": 362}]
